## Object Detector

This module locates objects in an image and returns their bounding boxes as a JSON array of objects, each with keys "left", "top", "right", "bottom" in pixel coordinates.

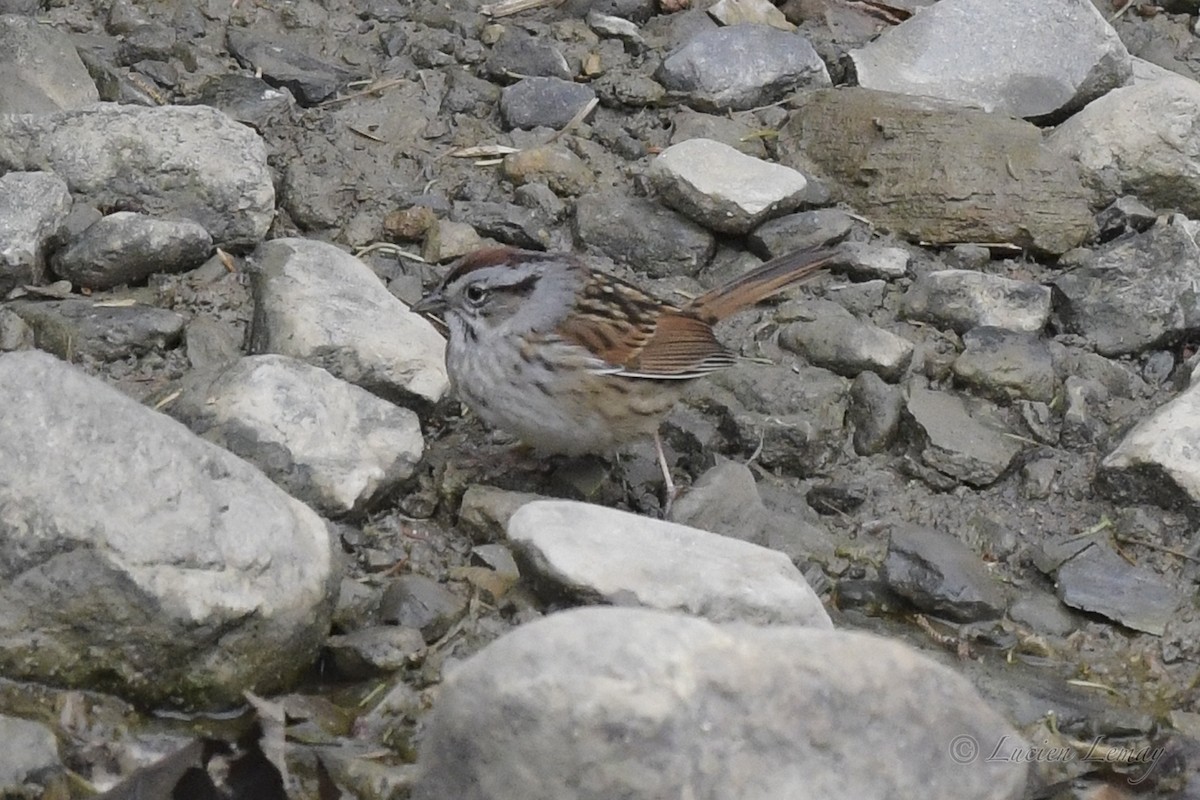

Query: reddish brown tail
[{"left": 687, "top": 247, "right": 838, "bottom": 324}]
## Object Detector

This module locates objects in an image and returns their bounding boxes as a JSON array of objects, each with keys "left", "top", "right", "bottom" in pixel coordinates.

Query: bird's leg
[{"left": 654, "top": 429, "right": 678, "bottom": 517}]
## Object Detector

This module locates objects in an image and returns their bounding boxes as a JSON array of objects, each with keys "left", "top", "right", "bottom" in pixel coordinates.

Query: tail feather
[{"left": 688, "top": 247, "right": 839, "bottom": 323}]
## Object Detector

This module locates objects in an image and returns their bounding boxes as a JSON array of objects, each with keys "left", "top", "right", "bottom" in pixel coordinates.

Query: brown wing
[{"left": 557, "top": 274, "right": 735, "bottom": 380}]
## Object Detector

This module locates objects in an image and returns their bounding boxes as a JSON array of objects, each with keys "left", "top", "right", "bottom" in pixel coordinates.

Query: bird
[{"left": 411, "top": 245, "right": 838, "bottom": 508}]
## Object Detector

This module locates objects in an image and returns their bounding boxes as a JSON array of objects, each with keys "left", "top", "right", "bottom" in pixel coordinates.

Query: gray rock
[
  {"left": 668, "top": 460, "right": 768, "bottom": 544},
  {"left": 502, "top": 144, "right": 594, "bottom": 197},
  {"left": 1095, "top": 195, "right": 1157, "bottom": 240},
  {"left": 883, "top": 524, "right": 1007, "bottom": 622},
  {"left": 451, "top": 200, "right": 554, "bottom": 250},
  {"left": 1049, "top": 75, "right": 1200, "bottom": 217},
  {"left": 669, "top": 109, "right": 767, "bottom": 158},
  {"left": 586, "top": 11, "right": 646, "bottom": 49},
  {"left": 326, "top": 626, "right": 426, "bottom": 679},
  {"left": 51, "top": 211, "right": 212, "bottom": 290},
  {"left": 226, "top": 28, "right": 359, "bottom": 106},
  {"left": 188, "top": 74, "right": 296, "bottom": 130},
  {"left": 648, "top": 139, "right": 808, "bottom": 234},
  {"left": 655, "top": 24, "right": 830, "bottom": 112},
  {"left": 779, "top": 89, "right": 1094, "bottom": 255},
  {"left": 1008, "top": 591, "right": 1077, "bottom": 636},
  {"left": 0, "top": 104, "right": 274, "bottom": 247},
  {"left": 1052, "top": 218, "right": 1200, "bottom": 357},
  {"left": 248, "top": 238, "right": 449, "bottom": 405},
  {"left": 849, "top": 370, "right": 903, "bottom": 455},
  {"left": 379, "top": 575, "right": 469, "bottom": 643},
  {"left": 414, "top": 607, "right": 1029, "bottom": 800},
  {"left": 168, "top": 355, "right": 424, "bottom": 517},
  {"left": 1060, "top": 376, "right": 1108, "bottom": 450},
  {"left": 8, "top": 298, "right": 185, "bottom": 361},
  {"left": 952, "top": 327, "right": 1059, "bottom": 403},
  {"left": 745, "top": 208, "right": 857, "bottom": 259},
  {"left": 903, "top": 270, "right": 1051, "bottom": 334},
  {"left": 0, "top": 715, "right": 59, "bottom": 790},
  {"left": 850, "top": 0, "right": 1130, "bottom": 119},
  {"left": 0, "top": 308, "right": 33, "bottom": 352},
  {"left": 507, "top": 500, "right": 832, "bottom": 627},
  {"left": 483, "top": 28, "right": 571, "bottom": 81},
  {"left": 0, "top": 14, "right": 99, "bottom": 114},
  {"left": 0, "top": 171, "right": 71, "bottom": 296},
  {"left": 904, "top": 387, "right": 1024, "bottom": 487},
  {"left": 0, "top": 351, "right": 335, "bottom": 708},
  {"left": 694, "top": 364, "right": 849, "bottom": 476},
  {"left": 1056, "top": 544, "right": 1178, "bottom": 635},
  {"left": 573, "top": 191, "right": 715, "bottom": 277},
  {"left": 458, "top": 485, "right": 547, "bottom": 543},
  {"left": 779, "top": 302, "right": 913, "bottom": 381},
  {"left": 184, "top": 316, "right": 242, "bottom": 371},
  {"left": 500, "top": 77, "right": 597, "bottom": 130},
  {"left": 1097, "top": 375, "right": 1200, "bottom": 513},
  {"left": 837, "top": 241, "right": 911, "bottom": 280}
]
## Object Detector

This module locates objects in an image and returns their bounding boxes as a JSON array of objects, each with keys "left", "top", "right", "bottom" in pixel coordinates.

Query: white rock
[
  {"left": 1049, "top": 74, "right": 1200, "bottom": 218},
  {"left": 851, "top": 0, "right": 1130, "bottom": 118},
  {"left": 170, "top": 355, "right": 425, "bottom": 516},
  {"left": 249, "top": 238, "right": 449, "bottom": 404},
  {"left": 0, "top": 351, "right": 335, "bottom": 708},
  {"left": 649, "top": 138, "right": 809, "bottom": 234},
  {"left": 415, "top": 607, "right": 1029, "bottom": 800},
  {"left": 507, "top": 499, "right": 832, "bottom": 628}
]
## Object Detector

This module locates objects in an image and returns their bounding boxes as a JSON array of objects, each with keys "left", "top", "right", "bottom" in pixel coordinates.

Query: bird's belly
[{"left": 449, "top": 336, "right": 683, "bottom": 455}]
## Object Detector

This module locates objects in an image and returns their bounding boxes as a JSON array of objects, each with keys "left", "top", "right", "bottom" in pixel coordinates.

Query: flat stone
[
  {"left": 248, "top": 237, "right": 449, "bottom": 405},
  {"left": 903, "top": 387, "right": 1024, "bottom": 487},
  {"left": 780, "top": 89, "right": 1094, "bottom": 255},
  {"left": 413, "top": 607, "right": 1029, "bottom": 800},
  {"left": 883, "top": 524, "right": 1007, "bottom": 622},
  {"left": 1056, "top": 544, "right": 1178, "bottom": 635},
  {"left": 648, "top": 138, "right": 808, "bottom": 234},
  {"left": 850, "top": 0, "right": 1130, "bottom": 119},
  {"left": 507, "top": 499, "right": 832, "bottom": 627},
  {"left": 902, "top": 269, "right": 1051, "bottom": 334}
]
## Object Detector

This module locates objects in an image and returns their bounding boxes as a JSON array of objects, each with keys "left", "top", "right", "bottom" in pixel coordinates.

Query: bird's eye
[{"left": 464, "top": 284, "right": 488, "bottom": 306}]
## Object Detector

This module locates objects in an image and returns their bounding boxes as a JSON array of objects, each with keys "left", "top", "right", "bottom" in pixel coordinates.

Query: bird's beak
[{"left": 410, "top": 289, "right": 446, "bottom": 315}]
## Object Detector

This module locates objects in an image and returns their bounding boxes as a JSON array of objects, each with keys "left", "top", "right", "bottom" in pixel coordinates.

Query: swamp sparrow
[{"left": 412, "top": 246, "right": 837, "bottom": 504}]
